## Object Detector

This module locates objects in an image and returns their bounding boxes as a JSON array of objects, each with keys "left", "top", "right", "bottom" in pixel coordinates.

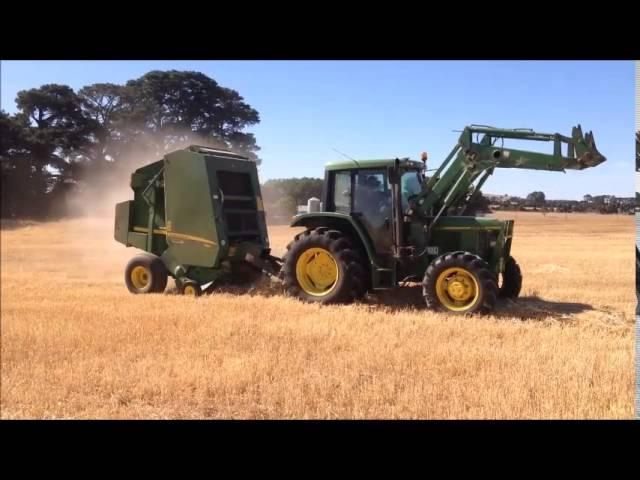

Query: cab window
[
  {"left": 354, "top": 170, "right": 389, "bottom": 212},
  {"left": 401, "top": 171, "right": 423, "bottom": 210},
  {"left": 332, "top": 171, "right": 351, "bottom": 214}
]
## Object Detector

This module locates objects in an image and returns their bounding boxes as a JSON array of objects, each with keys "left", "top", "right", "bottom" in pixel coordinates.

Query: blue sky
[{"left": 1, "top": 60, "right": 635, "bottom": 199}]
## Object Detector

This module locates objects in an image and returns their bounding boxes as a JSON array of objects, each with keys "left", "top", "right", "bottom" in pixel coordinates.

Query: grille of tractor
[{"left": 217, "top": 170, "right": 259, "bottom": 239}]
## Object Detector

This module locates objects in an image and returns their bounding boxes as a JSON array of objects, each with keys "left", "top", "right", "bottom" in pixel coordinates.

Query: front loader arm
[
  {"left": 462, "top": 124, "right": 605, "bottom": 171},
  {"left": 412, "top": 124, "right": 606, "bottom": 222}
]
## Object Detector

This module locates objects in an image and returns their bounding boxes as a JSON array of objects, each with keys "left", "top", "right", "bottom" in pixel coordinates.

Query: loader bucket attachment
[{"left": 570, "top": 124, "right": 606, "bottom": 169}]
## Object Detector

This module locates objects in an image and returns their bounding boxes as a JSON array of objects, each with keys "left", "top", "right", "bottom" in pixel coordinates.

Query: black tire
[
  {"left": 499, "top": 256, "right": 522, "bottom": 298},
  {"left": 125, "top": 254, "right": 168, "bottom": 294},
  {"left": 422, "top": 251, "right": 498, "bottom": 315},
  {"left": 282, "top": 227, "right": 369, "bottom": 304},
  {"left": 179, "top": 280, "right": 201, "bottom": 297}
]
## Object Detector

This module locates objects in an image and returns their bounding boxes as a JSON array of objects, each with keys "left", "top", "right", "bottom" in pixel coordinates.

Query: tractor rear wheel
[
  {"left": 125, "top": 254, "right": 168, "bottom": 294},
  {"left": 423, "top": 251, "right": 498, "bottom": 315},
  {"left": 499, "top": 256, "right": 522, "bottom": 298},
  {"left": 282, "top": 227, "right": 368, "bottom": 304}
]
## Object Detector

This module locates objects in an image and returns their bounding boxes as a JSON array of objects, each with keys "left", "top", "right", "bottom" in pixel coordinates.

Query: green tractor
[{"left": 280, "top": 125, "right": 605, "bottom": 314}]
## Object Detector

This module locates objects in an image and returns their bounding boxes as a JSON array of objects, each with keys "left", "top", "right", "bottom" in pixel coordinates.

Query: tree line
[
  {"left": 0, "top": 70, "right": 261, "bottom": 219},
  {"left": 262, "top": 178, "right": 324, "bottom": 222},
  {"left": 489, "top": 191, "right": 635, "bottom": 214}
]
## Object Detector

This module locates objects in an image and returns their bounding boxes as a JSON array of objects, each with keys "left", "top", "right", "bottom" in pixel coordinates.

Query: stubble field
[{"left": 0, "top": 212, "right": 635, "bottom": 419}]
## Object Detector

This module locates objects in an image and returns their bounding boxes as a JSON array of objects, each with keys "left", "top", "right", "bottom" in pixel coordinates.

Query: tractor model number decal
[{"left": 427, "top": 246, "right": 439, "bottom": 255}]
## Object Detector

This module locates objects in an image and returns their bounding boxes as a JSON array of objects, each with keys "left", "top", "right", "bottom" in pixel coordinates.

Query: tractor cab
[
  {"left": 321, "top": 158, "right": 426, "bottom": 260},
  {"left": 323, "top": 158, "right": 425, "bottom": 213}
]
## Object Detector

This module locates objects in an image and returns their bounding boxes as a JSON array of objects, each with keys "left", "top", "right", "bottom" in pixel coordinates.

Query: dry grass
[{"left": 0, "top": 212, "right": 635, "bottom": 419}]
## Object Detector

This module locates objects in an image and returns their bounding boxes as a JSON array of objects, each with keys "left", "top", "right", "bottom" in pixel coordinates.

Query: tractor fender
[{"left": 290, "top": 212, "right": 377, "bottom": 266}]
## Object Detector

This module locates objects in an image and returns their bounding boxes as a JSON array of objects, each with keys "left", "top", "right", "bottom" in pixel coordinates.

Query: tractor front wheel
[
  {"left": 282, "top": 227, "right": 368, "bottom": 304},
  {"left": 124, "top": 254, "right": 168, "bottom": 294},
  {"left": 423, "top": 251, "right": 498, "bottom": 315},
  {"left": 499, "top": 256, "right": 523, "bottom": 298}
]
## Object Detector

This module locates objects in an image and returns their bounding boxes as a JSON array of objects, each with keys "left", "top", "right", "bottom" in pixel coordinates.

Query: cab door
[{"left": 352, "top": 169, "right": 394, "bottom": 257}]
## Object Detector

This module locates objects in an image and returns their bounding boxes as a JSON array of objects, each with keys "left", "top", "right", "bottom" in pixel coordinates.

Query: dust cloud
[
  {"left": 62, "top": 131, "right": 229, "bottom": 221},
  {"left": 54, "top": 132, "right": 231, "bottom": 273}
]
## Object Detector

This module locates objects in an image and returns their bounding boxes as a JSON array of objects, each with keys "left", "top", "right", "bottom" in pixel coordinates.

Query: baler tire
[
  {"left": 282, "top": 228, "right": 368, "bottom": 304},
  {"left": 179, "top": 280, "right": 201, "bottom": 297},
  {"left": 125, "top": 254, "right": 168, "bottom": 294},
  {"left": 422, "top": 251, "right": 498, "bottom": 315},
  {"left": 499, "top": 256, "right": 522, "bottom": 298}
]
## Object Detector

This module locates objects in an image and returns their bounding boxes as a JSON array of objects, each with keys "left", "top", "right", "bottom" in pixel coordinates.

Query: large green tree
[
  {"left": 526, "top": 191, "right": 546, "bottom": 210},
  {"left": 77, "top": 83, "right": 129, "bottom": 165},
  {"left": 3, "top": 85, "right": 94, "bottom": 217},
  {"left": 123, "top": 70, "right": 261, "bottom": 162},
  {"left": 2, "top": 71, "right": 263, "bottom": 219},
  {"left": 1, "top": 110, "right": 32, "bottom": 217}
]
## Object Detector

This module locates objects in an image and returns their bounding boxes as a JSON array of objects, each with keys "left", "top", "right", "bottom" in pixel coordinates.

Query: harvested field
[{"left": 0, "top": 212, "right": 635, "bottom": 419}]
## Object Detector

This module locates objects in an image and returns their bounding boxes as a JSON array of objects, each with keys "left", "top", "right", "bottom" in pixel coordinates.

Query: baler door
[
  {"left": 215, "top": 170, "right": 260, "bottom": 242},
  {"left": 163, "top": 155, "right": 220, "bottom": 268}
]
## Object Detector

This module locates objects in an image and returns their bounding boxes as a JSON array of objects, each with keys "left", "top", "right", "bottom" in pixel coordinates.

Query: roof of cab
[{"left": 325, "top": 158, "right": 424, "bottom": 171}]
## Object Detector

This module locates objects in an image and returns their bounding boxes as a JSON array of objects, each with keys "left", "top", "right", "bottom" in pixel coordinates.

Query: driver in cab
[{"left": 358, "top": 175, "right": 391, "bottom": 224}]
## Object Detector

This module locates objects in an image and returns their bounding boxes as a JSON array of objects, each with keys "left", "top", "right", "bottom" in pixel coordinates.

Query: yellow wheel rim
[
  {"left": 435, "top": 267, "right": 480, "bottom": 312},
  {"left": 131, "top": 265, "right": 151, "bottom": 290},
  {"left": 295, "top": 247, "right": 339, "bottom": 296},
  {"left": 184, "top": 285, "right": 198, "bottom": 296}
]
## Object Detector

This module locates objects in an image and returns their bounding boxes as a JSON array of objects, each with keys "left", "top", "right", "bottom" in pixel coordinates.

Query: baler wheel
[
  {"left": 423, "top": 251, "right": 498, "bottom": 315},
  {"left": 499, "top": 256, "right": 523, "bottom": 298},
  {"left": 124, "top": 254, "right": 168, "bottom": 294},
  {"left": 179, "top": 280, "right": 201, "bottom": 297}
]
